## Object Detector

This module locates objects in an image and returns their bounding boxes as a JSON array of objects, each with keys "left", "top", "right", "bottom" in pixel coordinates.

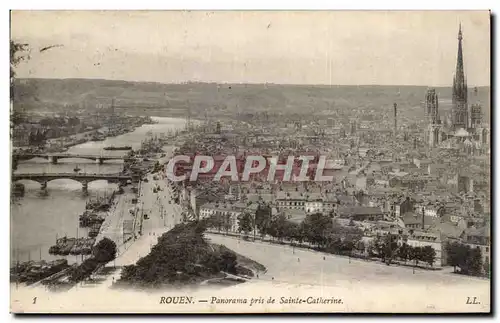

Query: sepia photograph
[{"left": 9, "top": 10, "right": 491, "bottom": 313}]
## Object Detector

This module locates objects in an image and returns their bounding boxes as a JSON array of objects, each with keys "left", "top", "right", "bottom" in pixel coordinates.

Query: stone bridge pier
[
  {"left": 48, "top": 156, "right": 59, "bottom": 164},
  {"left": 96, "top": 157, "right": 104, "bottom": 165}
]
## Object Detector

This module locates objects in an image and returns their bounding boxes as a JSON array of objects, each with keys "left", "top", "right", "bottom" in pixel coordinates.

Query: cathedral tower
[
  {"left": 470, "top": 104, "right": 482, "bottom": 128},
  {"left": 425, "top": 89, "right": 439, "bottom": 124},
  {"left": 425, "top": 88, "right": 442, "bottom": 148},
  {"left": 451, "top": 23, "right": 468, "bottom": 129}
]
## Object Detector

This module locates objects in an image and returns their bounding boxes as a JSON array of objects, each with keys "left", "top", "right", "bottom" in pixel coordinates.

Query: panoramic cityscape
[{"left": 10, "top": 11, "right": 490, "bottom": 313}]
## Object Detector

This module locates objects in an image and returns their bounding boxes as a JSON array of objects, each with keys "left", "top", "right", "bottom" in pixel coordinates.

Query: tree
[
  {"left": 117, "top": 222, "right": 254, "bottom": 287},
  {"left": 222, "top": 213, "right": 232, "bottom": 234},
  {"left": 238, "top": 212, "right": 253, "bottom": 236},
  {"left": 368, "top": 235, "right": 385, "bottom": 258},
  {"left": 268, "top": 214, "right": 289, "bottom": 242},
  {"left": 153, "top": 161, "right": 162, "bottom": 173},
  {"left": 10, "top": 40, "right": 30, "bottom": 100},
  {"left": 340, "top": 240, "right": 356, "bottom": 255},
  {"left": 397, "top": 243, "right": 410, "bottom": 263},
  {"left": 194, "top": 220, "right": 207, "bottom": 234},
  {"left": 335, "top": 225, "right": 363, "bottom": 256},
  {"left": 355, "top": 240, "right": 366, "bottom": 256},
  {"left": 218, "top": 251, "right": 237, "bottom": 274},
  {"left": 382, "top": 233, "right": 398, "bottom": 265},
  {"left": 301, "top": 213, "right": 333, "bottom": 248},
  {"left": 409, "top": 246, "right": 422, "bottom": 267},
  {"left": 446, "top": 242, "right": 483, "bottom": 275},
  {"left": 93, "top": 238, "right": 117, "bottom": 264},
  {"left": 10, "top": 41, "right": 31, "bottom": 136},
  {"left": 287, "top": 222, "right": 303, "bottom": 244},
  {"left": 446, "top": 241, "right": 468, "bottom": 272},
  {"left": 421, "top": 245, "right": 437, "bottom": 267},
  {"left": 266, "top": 216, "right": 277, "bottom": 239},
  {"left": 483, "top": 257, "right": 490, "bottom": 277},
  {"left": 68, "top": 116, "right": 80, "bottom": 127},
  {"left": 207, "top": 214, "right": 223, "bottom": 232},
  {"left": 255, "top": 204, "right": 272, "bottom": 237},
  {"left": 366, "top": 239, "right": 378, "bottom": 257},
  {"left": 368, "top": 233, "right": 397, "bottom": 263},
  {"left": 69, "top": 257, "right": 99, "bottom": 282},
  {"left": 462, "top": 246, "right": 483, "bottom": 276}
]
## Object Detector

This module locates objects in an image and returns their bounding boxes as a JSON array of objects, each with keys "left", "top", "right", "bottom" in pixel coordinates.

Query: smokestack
[
  {"left": 421, "top": 207, "right": 425, "bottom": 230},
  {"left": 393, "top": 103, "right": 397, "bottom": 137}
]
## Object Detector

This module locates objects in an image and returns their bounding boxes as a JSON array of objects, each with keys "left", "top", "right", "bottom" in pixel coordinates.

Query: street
[
  {"left": 205, "top": 233, "right": 491, "bottom": 286},
  {"left": 82, "top": 148, "right": 183, "bottom": 288},
  {"left": 94, "top": 188, "right": 136, "bottom": 249}
]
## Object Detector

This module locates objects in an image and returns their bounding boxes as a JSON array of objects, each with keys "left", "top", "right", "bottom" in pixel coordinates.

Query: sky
[{"left": 10, "top": 11, "right": 490, "bottom": 86}]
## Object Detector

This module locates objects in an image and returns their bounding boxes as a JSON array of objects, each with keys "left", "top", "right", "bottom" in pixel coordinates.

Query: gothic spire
[
  {"left": 455, "top": 23, "right": 465, "bottom": 87},
  {"left": 451, "top": 23, "right": 468, "bottom": 129}
]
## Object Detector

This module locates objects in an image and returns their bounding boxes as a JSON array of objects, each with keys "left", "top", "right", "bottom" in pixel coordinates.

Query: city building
[
  {"left": 424, "top": 24, "right": 490, "bottom": 155},
  {"left": 462, "top": 225, "right": 491, "bottom": 268}
]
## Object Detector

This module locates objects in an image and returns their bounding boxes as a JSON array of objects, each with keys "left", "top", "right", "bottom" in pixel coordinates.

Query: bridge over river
[
  {"left": 12, "top": 173, "right": 134, "bottom": 191},
  {"left": 12, "top": 153, "right": 129, "bottom": 165}
]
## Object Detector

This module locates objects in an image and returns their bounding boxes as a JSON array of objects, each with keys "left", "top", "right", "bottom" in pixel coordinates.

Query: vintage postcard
[{"left": 10, "top": 10, "right": 491, "bottom": 313}]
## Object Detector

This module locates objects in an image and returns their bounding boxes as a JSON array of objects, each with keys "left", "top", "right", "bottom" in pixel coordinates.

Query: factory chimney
[
  {"left": 421, "top": 207, "right": 425, "bottom": 230},
  {"left": 393, "top": 103, "right": 398, "bottom": 137}
]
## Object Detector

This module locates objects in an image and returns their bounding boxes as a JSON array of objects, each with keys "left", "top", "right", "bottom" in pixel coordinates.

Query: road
[
  {"left": 80, "top": 145, "right": 183, "bottom": 289},
  {"left": 71, "top": 172, "right": 183, "bottom": 290},
  {"left": 94, "top": 188, "right": 136, "bottom": 249},
  {"left": 118, "top": 146, "right": 182, "bottom": 254},
  {"left": 205, "top": 233, "right": 490, "bottom": 286},
  {"left": 50, "top": 222, "right": 490, "bottom": 313}
]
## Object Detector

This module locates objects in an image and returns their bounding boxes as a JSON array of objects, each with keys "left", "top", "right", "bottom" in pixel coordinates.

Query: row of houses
[
  {"left": 168, "top": 151, "right": 489, "bottom": 270},
  {"left": 179, "top": 179, "right": 486, "bottom": 225},
  {"left": 195, "top": 194, "right": 489, "bottom": 269}
]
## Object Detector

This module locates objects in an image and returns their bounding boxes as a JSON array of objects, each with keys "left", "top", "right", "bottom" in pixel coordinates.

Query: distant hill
[{"left": 13, "top": 78, "right": 490, "bottom": 121}]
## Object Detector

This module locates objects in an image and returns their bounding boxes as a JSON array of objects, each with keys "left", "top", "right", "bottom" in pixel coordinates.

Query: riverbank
[
  {"left": 92, "top": 186, "right": 137, "bottom": 250},
  {"left": 57, "top": 144, "right": 184, "bottom": 290},
  {"left": 11, "top": 116, "right": 188, "bottom": 287},
  {"left": 68, "top": 140, "right": 180, "bottom": 277},
  {"left": 13, "top": 116, "right": 156, "bottom": 154}
]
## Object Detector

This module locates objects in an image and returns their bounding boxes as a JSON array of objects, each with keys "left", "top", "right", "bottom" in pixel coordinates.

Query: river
[{"left": 10, "top": 117, "right": 187, "bottom": 265}]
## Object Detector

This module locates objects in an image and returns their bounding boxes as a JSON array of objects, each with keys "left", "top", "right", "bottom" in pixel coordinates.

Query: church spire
[
  {"left": 451, "top": 23, "right": 468, "bottom": 129},
  {"left": 455, "top": 23, "right": 465, "bottom": 86}
]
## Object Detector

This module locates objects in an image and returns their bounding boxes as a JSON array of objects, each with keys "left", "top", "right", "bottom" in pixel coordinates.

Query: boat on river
[
  {"left": 12, "top": 183, "right": 25, "bottom": 197},
  {"left": 79, "top": 211, "right": 105, "bottom": 227},
  {"left": 103, "top": 146, "right": 132, "bottom": 151},
  {"left": 49, "top": 237, "right": 77, "bottom": 256},
  {"left": 69, "top": 238, "right": 95, "bottom": 255},
  {"left": 91, "top": 134, "right": 105, "bottom": 141},
  {"left": 85, "top": 195, "right": 112, "bottom": 212},
  {"left": 88, "top": 224, "right": 101, "bottom": 238},
  {"left": 11, "top": 259, "right": 69, "bottom": 284}
]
